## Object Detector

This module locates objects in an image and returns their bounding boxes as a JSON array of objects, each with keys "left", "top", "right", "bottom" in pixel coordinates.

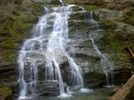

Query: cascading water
[
  {"left": 17, "top": 3, "right": 85, "bottom": 99},
  {"left": 87, "top": 11, "right": 114, "bottom": 86}
]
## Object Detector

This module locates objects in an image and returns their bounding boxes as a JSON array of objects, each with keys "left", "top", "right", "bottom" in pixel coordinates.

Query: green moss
[
  {"left": 99, "top": 19, "right": 117, "bottom": 29},
  {"left": 109, "top": 42, "right": 123, "bottom": 53},
  {"left": 8, "top": 75, "right": 15, "bottom": 80},
  {"left": 123, "top": 8, "right": 134, "bottom": 26},
  {"left": 99, "top": 20, "right": 125, "bottom": 53},
  {"left": 2, "top": 50, "right": 16, "bottom": 60},
  {"left": 70, "top": 12, "right": 85, "bottom": 20},
  {"left": 81, "top": 40, "right": 92, "bottom": 46},
  {"left": 32, "top": 2, "right": 47, "bottom": 16},
  {"left": 0, "top": 87, "right": 12, "bottom": 98},
  {"left": 0, "top": 25, "right": 9, "bottom": 35},
  {"left": 0, "top": 49, "right": 17, "bottom": 66},
  {"left": 84, "top": 5, "right": 97, "bottom": 11},
  {"left": 64, "top": 0, "right": 76, "bottom": 4},
  {"left": 101, "top": 31, "right": 124, "bottom": 53},
  {"left": 0, "top": 39, "right": 18, "bottom": 48},
  {"left": 0, "top": 2, "right": 44, "bottom": 67},
  {"left": 123, "top": 16, "right": 134, "bottom": 26}
]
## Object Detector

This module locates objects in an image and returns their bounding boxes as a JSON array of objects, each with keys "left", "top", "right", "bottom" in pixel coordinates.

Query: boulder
[
  {"left": 94, "top": 8, "right": 124, "bottom": 21},
  {"left": 114, "top": 22, "right": 134, "bottom": 35},
  {"left": 37, "top": 80, "right": 60, "bottom": 96}
]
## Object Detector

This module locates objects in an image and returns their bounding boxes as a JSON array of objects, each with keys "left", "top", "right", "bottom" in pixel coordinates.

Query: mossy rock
[
  {"left": 123, "top": 13, "right": 134, "bottom": 26},
  {"left": 122, "top": 7, "right": 134, "bottom": 26},
  {"left": 0, "top": 2, "right": 46, "bottom": 68},
  {"left": 64, "top": 0, "right": 76, "bottom": 4},
  {"left": 98, "top": 19, "right": 117, "bottom": 30},
  {"left": 100, "top": 31, "right": 125, "bottom": 53},
  {"left": 124, "top": 16, "right": 134, "bottom": 26},
  {"left": 81, "top": 40, "right": 92, "bottom": 46},
  {"left": 83, "top": 5, "right": 97, "bottom": 11},
  {"left": 0, "top": 87, "right": 12, "bottom": 99}
]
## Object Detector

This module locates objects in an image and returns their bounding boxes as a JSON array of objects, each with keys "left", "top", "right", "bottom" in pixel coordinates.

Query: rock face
[
  {"left": 65, "top": 3, "right": 134, "bottom": 88},
  {"left": 1, "top": 0, "right": 134, "bottom": 98},
  {"left": 94, "top": 8, "right": 123, "bottom": 21},
  {"left": 93, "top": 4, "right": 134, "bottom": 85},
  {"left": 63, "top": 9, "right": 109, "bottom": 88}
]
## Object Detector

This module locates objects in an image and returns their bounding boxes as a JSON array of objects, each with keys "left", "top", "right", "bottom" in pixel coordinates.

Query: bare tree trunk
[{"left": 109, "top": 74, "right": 134, "bottom": 100}]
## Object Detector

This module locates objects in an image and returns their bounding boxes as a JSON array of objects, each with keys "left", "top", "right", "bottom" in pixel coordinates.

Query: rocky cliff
[{"left": 0, "top": 0, "right": 134, "bottom": 99}]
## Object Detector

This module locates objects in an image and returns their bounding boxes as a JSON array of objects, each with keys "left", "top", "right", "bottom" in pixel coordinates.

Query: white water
[
  {"left": 18, "top": 4, "right": 84, "bottom": 99},
  {"left": 87, "top": 11, "right": 114, "bottom": 86}
]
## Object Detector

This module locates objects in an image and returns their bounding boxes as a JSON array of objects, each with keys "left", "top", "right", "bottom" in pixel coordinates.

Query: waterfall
[
  {"left": 87, "top": 11, "right": 114, "bottom": 86},
  {"left": 17, "top": 4, "right": 85, "bottom": 99}
]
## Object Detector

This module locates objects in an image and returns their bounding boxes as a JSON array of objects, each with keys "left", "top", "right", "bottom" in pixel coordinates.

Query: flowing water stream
[
  {"left": 18, "top": 2, "right": 86, "bottom": 100},
  {"left": 17, "top": 0, "right": 114, "bottom": 100},
  {"left": 87, "top": 11, "right": 114, "bottom": 86}
]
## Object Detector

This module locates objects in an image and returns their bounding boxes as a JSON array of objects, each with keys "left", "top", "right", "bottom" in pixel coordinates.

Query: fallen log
[
  {"left": 127, "top": 46, "right": 134, "bottom": 58},
  {"left": 109, "top": 74, "right": 134, "bottom": 100}
]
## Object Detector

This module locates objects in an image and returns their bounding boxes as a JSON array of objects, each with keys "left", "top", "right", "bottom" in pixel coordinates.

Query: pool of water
[
  {"left": 33, "top": 92, "right": 107, "bottom": 100},
  {"left": 26, "top": 87, "right": 115, "bottom": 100}
]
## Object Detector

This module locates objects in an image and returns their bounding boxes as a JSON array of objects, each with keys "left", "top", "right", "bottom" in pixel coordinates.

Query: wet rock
[
  {"left": 37, "top": 80, "right": 60, "bottom": 96},
  {"left": 104, "top": 53, "right": 133, "bottom": 85},
  {"left": 69, "top": 85, "right": 81, "bottom": 92},
  {"left": 73, "top": 47, "right": 100, "bottom": 58},
  {"left": 84, "top": 72, "right": 105, "bottom": 88}
]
